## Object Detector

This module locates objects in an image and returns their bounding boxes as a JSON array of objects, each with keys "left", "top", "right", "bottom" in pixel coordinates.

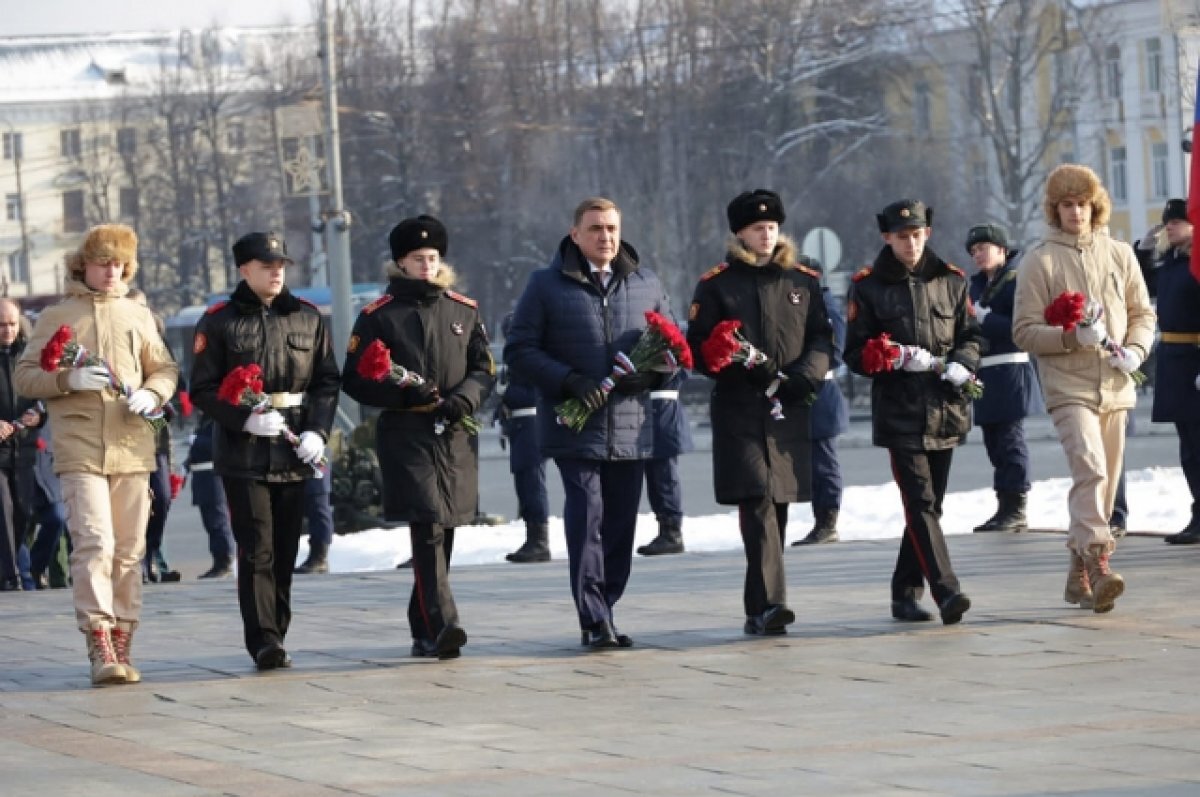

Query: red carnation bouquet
[
  {"left": 699, "top": 319, "right": 793, "bottom": 420},
  {"left": 39, "top": 324, "right": 167, "bottom": 430},
  {"left": 355, "top": 338, "right": 481, "bottom": 435},
  {"left": 169, "top": 472, "right": 186, "bottom": 501},
  {"left": 555, "top": 311, "right": 691, "bottom": 432},
  {"left": 860, "top": 332, "right": 984, "bottom": 399},
  {"left": 1044, "top": 292, "right": 1146, "bottom": 385},
  {"left": 217, "top": 364, "right": 327, "bottom": 474}
]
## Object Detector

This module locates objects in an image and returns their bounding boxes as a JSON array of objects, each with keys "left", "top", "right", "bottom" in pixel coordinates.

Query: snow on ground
[{"left": 320, "top": 467, "right": 1189, "bottom": 574}]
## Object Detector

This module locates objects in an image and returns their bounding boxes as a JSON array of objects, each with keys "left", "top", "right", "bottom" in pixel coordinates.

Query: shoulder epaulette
[
  {"left": 445, "top": 290, "right": 477, "bottom": 309},
  {"left": 297, "top": 297, "right": 320, "bottom": 310},
  {"left": 945, "top": 263, "right": 966, "bottom": 278},
  {"left": 796, "top": 264, "right": 821, "bottom": 280},
  {"left": 851, "top": 266, "right": 873, "bottom": 283},
  {"left": 205, "top": 301, "right": 228, "bottom": 315},
  {"left": 362, "top": 294, "right": 393, "bottom": 315},
  {"left": 701, "top": 262, "right": 729, "bottom": 281}
]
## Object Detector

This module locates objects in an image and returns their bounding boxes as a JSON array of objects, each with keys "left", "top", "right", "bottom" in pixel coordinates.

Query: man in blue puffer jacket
[{"left": 505, "top": 197, "right": 672, "bottom": 650}]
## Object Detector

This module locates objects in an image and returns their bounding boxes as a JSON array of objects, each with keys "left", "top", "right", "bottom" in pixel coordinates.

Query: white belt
[
  {"left": 649, "top": 390, "right": 679, "bottom": 400},
  {"left": 979, "top": 353, "right": 1030, "bottom": 368},
  {"left": 509, "top": 407, "right": 537, "bottom": 418},
  {"left": 190, "top": 462, "right": 214, "bottom": 471},
  {"left": 268, "top": 392, "right": 305, "bottom": 409}
]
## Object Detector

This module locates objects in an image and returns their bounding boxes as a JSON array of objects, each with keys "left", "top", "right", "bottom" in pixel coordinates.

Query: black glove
[
  {"left": 402, "top": 382, "right": 441, "bottom": 408},
  {"left": 613, "top": 370, "right": 661, "bottom": 396},
  {"left": 777, "top": 375, "right": 817, "bottom": 405},
  {"left": 563, "top": 372, "right": 606, "bottom": 412},
  {"left": 746, "top": 358, "right": 778, "bottom": 390},
  {"left": 438, "top": 394, "right": 471, "bottom": 423}
]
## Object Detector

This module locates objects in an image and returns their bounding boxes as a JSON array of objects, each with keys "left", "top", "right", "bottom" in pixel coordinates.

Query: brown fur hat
[
  {"left": 1043, "top": 164, "right": 1111, "bottom": 230},
  {"left": 66, "top": 223, "right": 139, "bottom": 282}
]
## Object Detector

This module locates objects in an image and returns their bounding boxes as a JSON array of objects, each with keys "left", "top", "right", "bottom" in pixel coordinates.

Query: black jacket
[
  {"left": 0, "top": 337, "right": 35, "bottom": 470},
  {"left": 341, "top": 271, "right": 494, "bottom": 525},
  {"left": 845, "top": 246, "right": 983, "bottom": 451},
  {"left": 686, "top": 237, "right": 833, "bottom": 504},
  {"left": 190, "top": 282, "right": 341, "bottom": 482}
]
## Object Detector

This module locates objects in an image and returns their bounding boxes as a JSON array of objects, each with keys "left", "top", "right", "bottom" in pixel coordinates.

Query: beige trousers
[
  {"left": 1049, "top": 405, "right": 1125, "bottom": 554},
  {"left": 60, "top": 472, "right": 151, "bottom": 632}
]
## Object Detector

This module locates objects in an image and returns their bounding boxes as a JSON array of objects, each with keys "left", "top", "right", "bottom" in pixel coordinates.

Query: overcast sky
[{"left": 3, "top": 0, "right": 316, "bottom": 36}]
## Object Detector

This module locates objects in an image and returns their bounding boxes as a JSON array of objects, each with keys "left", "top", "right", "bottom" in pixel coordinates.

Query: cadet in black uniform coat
[
  {"left": 1151, "top": 200, "right": 1200, "bottom": 543},
  {"left": 341, "top": 216, "right": 495, "bottom": 660},
  {"left": 686, "top": 190, "right": 833, "bottom": 636},
  {"left": 845, "top": 199, "right": 982, "bottom": 625},
  {"left": 191, "top": 232, "right": 340, "bottom": 670}
]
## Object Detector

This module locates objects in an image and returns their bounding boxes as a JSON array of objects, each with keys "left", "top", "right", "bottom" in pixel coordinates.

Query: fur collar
[
  {"left": 725, "top": 233, "right": 797, "bottom": 269},
  {"left": 65, "top": 276, "right": 130, "bottom": 300},
  {"left": 230, "top": 280, "right": 304, "bottom": 314},
  {"left": 384, "top": 260, "right": 458, "bottom": 289}
]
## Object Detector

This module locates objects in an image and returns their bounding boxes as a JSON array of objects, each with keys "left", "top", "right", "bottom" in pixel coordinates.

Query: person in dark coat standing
[
  {"left": 505, "top": 197, "right": 672, "bottom": 650},
  {"left": 185, "top": 416, "right": 235, "bottom": 578},
  {"left": 791, "top": 257, "right": 849, "bottom": 546},
  {"left": 1151, "top": 199, "right": 1200, "bottom": 544},
  {"left": 497, "top": 312, "right": 550, "bottom": 564},
  {"left": 0, "top": 299, "right": 36, "bottom": 591},
  {"left": 25, "top": 415, "right": 67, "bottom": 589},
  {"left": 636, "top": 368, "right": 694, "bottom": 556},
  {"left": 341, "top": 215, "right": 494, "bottom": 660},
  {"left": 686, "top": 190, "right": 833, "bottom": 635},
  {"left": 191, "top": 231, "right": 340, "bottom": 670},
  {"left": 964, "top": 224, "right": 1044, "bottom": 533},
  {"left": 845, "top": 199, "right": 982, "bottom": 625}
]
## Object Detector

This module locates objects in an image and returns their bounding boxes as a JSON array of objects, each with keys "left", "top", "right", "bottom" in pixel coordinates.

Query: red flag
[{"left": 1190, "top": 63, "right": 1200, "bottom": 281}]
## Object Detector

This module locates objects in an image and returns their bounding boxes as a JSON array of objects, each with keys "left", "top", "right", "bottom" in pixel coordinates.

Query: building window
[
  {"left": 119, "top": 187, "right": 138, "bottom": 218},
  {"left": 226, "top": 122, "right": 245, "bottom": 151},
  {"left": 1145, "top": 38, "right": 1162, "bottom": 94},
  {"left": 914, "top": 80, "right": 931, "bottom": 134},
  {"left": 4, "top": 193, "right": 20, "bottom": 222},
  {"left": 62, "top": 189, "right": 85, "bottom": 233},
  {"left": 117, "top": 127, "right": 137, "bottom": 156},
  {"left": 1109, "top": 146, "right": 1127, "bottom": 203},
  {"left": 61, "top": 128, "right": 82, "bottom": 159},
  {"left": 1151, "top": 142, "right": 1169, "bottom": 199},
  {"left": 1104, "top": 45, "right": 1122, "bottom": 100},
  {"left": 2, "top": 131, "right": 21, "bottom": 160},
  {"left": 7, "top": 250, "right": 29, "bottom": 285}
]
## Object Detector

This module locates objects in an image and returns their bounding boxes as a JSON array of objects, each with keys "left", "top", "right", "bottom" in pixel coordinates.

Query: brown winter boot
[
  {"left": 86, "top": 626, "right": 127, "bottom": 687},
  {"left": 111, "top": 623, "right": 141, "bottom": 684},
  {"left": 1063, "top": 551, "right": 1094, "bottom": 610},
  {"left": 1082, "top": 544, "right": 1125, "bottom": 614}
]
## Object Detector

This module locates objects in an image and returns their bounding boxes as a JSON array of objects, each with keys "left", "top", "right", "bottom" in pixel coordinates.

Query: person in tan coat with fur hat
[
  {"left": 15, "top": 223, "right": 179, "bottom": 685},
  {"left": 1013, "top": 164, "right": 1156, "bottom": 613}
]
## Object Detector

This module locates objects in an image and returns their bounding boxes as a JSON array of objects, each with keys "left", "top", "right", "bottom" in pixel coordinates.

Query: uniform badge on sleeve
[
  {"left": 451, "top": 322, "right": 464, "bottom": 336},
  {"left": 193, "top": 333, "right": 207, "bottom": 354},
  {"left": 688, "top": 302, "right": 699, "bottom": 321},
  {"left": 347, "top": 334, "right": 360, "bottom": 353},
  {"left": 848, "top": 299, "right": 859, "bottom": 322},
  {"left": 788, "top": 290, "right": 801, "bottom": 305}
]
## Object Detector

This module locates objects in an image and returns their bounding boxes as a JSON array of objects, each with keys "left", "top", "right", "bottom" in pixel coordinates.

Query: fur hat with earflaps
[
  {"left": 1043, "top": 164, "right": 1111, "bottom": 231},
  {"left": 66, "top": 223, "right": 139, "bottom": 283}
]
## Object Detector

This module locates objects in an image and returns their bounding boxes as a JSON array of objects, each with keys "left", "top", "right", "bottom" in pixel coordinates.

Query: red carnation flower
[
  {"left": 861, "top": 333, "right": 899, "bottom": 375},
  {"left": 356, "top": 339, "right": 395, "bottom": 382}
]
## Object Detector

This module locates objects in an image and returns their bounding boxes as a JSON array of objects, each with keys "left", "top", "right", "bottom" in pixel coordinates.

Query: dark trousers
[
  {"left": 738, "top": 497, "right": 789, "bottom": 616},
  {"left": 645, "top": 456, "right": 683, "bottom": 524},
  {"left": 555, "top": 458, "right": 645, "bottom": 630},
  {"left": 222, "top": 477, "right": 305, "bottom": 658},
  {"left": 981, "top": 420, "right": 1031, "bottom": 493},
  {"left": 28, "top": 491, "right": 67, "bottom": 577},
  {"left": 145, "top": 452, "right": 171, "bottom": 565},
  {"left": 199, "top": 502, "right": 235, "bottom": 560},
  {"left": 888, "top": 448, "right": 961, "bottom": 604},
  {"left": 1178, "top": 417, "right": 1200, "bottom": 522},
  {"left": 0, "top": 465, "right": 23, "bottom": 583},
  {"left": 407, "top": 523, "right": 458, "bottom": 642},
  {"left": 514, "top": 463, "right": 549, "bottom": 524},
  {"left": 810, "top": 436, "right": 843, "bottom": 514},
  {"left": 304, "top": 470, "right": 334, "bottom": 547}
]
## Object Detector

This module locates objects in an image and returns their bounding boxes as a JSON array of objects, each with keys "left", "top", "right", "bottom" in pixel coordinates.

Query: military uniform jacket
[
  {"left": 845, "top": 246, "right": 983, "bottom": 451},
  {"left": 190, "top": 282, "right": 340, "bottom": 483},
  {"left": 341, "top": 272, "right": 494, "bottom": 526},
  {"left": 968, "top": 254, "right": 1044, "bottom": 425},
  {"left": 497, "top": 365, "right": 543, "bottom": 474},
  {"left": 686, "top": 237, "right": 833, "bottom": 504},
  {"left": 810, "top": 288, "right": 850, "bottom": 440},
  {"left": 1151, "top": 244, "right": 1200, "bottom": 422}
]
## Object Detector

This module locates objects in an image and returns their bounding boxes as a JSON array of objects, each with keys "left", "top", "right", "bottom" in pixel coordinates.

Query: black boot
[
  {"left": 637, "top": 520, "right": 684, "bottom": 556},
  {"left": 506, "top": 522, "right": 550, "bottom": 563},
  {"left": 974, "top": 491, "right": 1027, "bottom": 533},
  {"left": 792, "top": 509, "right": 839, "bottom": 545},
  {"left": 199, "top": 556, "right": 233, "bottom": 579},
  {"left": 294, "top": 541, "right": 330, "bottom": 574}
]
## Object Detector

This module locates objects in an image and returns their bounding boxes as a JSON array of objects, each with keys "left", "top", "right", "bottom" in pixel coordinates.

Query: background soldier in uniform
[
  {"left": 845, "top": 199, "right": 981, "bottom": 626},
  {"left": 341, "top": 215, "right": 494, "bottom": 660},
  {"left": 686, "top": 190, "right": 832, "bottom": 635},
  {"left": 191, "top": 231, "right": 340, "bottom": 670},
  {"left": 636, "top": 369, "right": 693, "bottom": 556}
]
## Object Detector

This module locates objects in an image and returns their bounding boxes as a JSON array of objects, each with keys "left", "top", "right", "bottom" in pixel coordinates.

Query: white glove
[
  {"left": 242, "top": 410, "right": 286, "bottom": 437},
  {"left": 295, "top": 431, "right": 325, "bottom": 464},
  {"left": 126, "top": 389, "right": 159, "bottom": 416},
  {"left": 901, "top": 346, "right": 935, "bottom": 372},
  {"left": 1075, "top": 318, "right": 1108, "bottom": 348},
  {"left": 942, "top": 361, "right": 971, "bottom": 387},
  {"left": 67, "top": 365, "right": 111, "bottom": 392},
  {"left": 1106, "top": 346, "right": 1142, "bottom": 374},
  {"left": 974, "top": 305, "right": 991, "bottom": 325}
]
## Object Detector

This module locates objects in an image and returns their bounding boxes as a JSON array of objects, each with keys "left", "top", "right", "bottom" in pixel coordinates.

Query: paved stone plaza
[{"left": 2, "top": 531, "right": 1199, "bottom": 796}]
